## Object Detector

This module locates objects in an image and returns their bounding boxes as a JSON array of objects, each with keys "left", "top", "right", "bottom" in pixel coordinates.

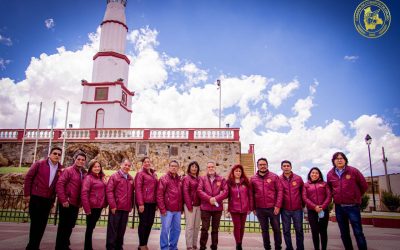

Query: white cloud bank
[{"left": 0, "top": 27, "right": 399, "bottom": 179}]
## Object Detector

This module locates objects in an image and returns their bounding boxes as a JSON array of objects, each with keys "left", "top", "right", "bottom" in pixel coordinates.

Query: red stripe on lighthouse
[
  {"left": 101, "top": 20, "right": 129, "bottom": 31},
  {"left": 93, "top": 51, "right": 130, "bottom": 65}
]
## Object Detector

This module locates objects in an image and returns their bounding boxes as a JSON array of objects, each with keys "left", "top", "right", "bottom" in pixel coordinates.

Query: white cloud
[
  {"left": 268, "top": 79, "right": 300, "bottom": 108},
  {"left": 344, "top": 55, "right": 359, "bottom": 62},
  {"left": 180, "top": 62, "right": 208, "bottom": 87},
  {"left": 0, "top": 58, "right": 11, "bottom": 70},
  {"left": 266, "top": 114, "right": 289, "bottom": 130},
  {"left": 44, "top": 18, "right": 55, "bottom": 29},
  {"left": 0, "top": 34, "right": 12, "bottom": 46}
]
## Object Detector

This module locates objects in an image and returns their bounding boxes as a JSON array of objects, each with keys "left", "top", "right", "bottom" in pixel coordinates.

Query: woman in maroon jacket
[
  {"left": 81, "top": 159, "right": 107, "bottom": 250},
  {"left": 302, "top": 167, "right": 331, "bottom": 250},
  {"left": 135, "top": 157, "right": 158, "bottom": 250},
  {"left": 182, "top": 161, "right": 201, "bottom": 250},
  {"left": 227, "top": 164, "right": 252, "bottom": 250}
]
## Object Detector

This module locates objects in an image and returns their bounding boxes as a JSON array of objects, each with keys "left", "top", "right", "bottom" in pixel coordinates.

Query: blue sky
[{"left": 0, "top": 0, "right": 399, "bottom": 177}]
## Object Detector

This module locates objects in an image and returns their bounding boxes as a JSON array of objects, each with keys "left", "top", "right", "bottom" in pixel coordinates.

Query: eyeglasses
[
  {"left": 335, "top": 157, "right": 344, "bottom": 160},
  {"left": 52, "top": 152, "right": 61, "bottom": 156}
]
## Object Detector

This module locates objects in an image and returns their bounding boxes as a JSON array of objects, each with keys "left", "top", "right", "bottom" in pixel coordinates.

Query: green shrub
[
  {"left": 381, "top": 191, "right": 400, "bottom": 212},
  {"left": 360, "top": 194, "right": 370, "bottom": 212}
]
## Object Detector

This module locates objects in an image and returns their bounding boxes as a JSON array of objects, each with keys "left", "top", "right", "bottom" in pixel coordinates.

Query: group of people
[{"left": 23, "top": 146, "right": 369, "bottom": 250}]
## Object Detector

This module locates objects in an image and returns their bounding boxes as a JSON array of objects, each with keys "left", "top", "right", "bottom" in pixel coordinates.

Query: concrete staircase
[{"left": 240, "top": 153, "right": 255, "bottom": 177}]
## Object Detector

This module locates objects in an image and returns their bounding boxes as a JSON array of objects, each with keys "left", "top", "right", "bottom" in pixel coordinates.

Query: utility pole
[{"left": 382, "top": 147, "right": 391, "bottom": 193}]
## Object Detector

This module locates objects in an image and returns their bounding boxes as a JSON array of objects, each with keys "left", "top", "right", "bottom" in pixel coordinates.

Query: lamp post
[
  {"left": 365, "top": 134, "right": 376, "bottom": 211},
  {"left": 217, "top": 79, "right": 221, "bottom": 128}
]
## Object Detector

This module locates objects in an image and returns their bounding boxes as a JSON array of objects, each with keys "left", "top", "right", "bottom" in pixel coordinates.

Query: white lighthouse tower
[{"left": 80, "top": 0, "right": 134, "bottom": 128}]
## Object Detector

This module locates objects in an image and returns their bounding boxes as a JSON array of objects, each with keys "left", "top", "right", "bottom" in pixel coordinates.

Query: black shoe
[{"left": 236, "top": 243, "right": 242, "bottom": 250}]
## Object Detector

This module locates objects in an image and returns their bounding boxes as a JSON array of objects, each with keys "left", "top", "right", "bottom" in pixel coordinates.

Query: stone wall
[{"left": 0, "top": 141, "right": 241, "bottom": 176}]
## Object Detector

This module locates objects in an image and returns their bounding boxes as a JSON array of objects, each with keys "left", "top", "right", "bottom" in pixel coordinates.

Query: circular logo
[
  {"left": 292, "top": 181, "right": 297, "bottom": 186},
  {"left": 354, "top": 0, "right": 391, "bottom": 38},
  {"left": 346, "top": 174, "right": 352, "bottom": 180}
]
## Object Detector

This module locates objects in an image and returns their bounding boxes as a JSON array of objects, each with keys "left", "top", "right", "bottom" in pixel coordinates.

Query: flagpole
[
  {"left": 217, "top": 79, "right": 221, "bottom": 128},
  {"left": 61, "top": 101, "right": 69, "bottom": 165},
  {"left": 33, "top": 102, "right": 42, "bottom": 162},
  {"left": 19, "top": 102, "right": 29, "bottom": 168},
  {"left": 48, "top": 101, "right": 56, "bottom": 155}
]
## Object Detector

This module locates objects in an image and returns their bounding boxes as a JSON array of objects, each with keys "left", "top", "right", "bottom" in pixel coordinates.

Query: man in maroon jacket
[
  {"left": 24, "top": 146, "right": 63, "bottom": 250},
  {"left": 279, "top": 160, "right": 304, "bottom": 250},
  {"left": 55, "top": 151, "right": 87, "bottom": 250},
  {"left": 327, "top": 152, "right": 368, "bottom": 250},
  {"left": 250, "top": 157, "right": 283, "bottom": 250},
  {"left": 197, "top": 161, "right": 228, "bottom": 250},
  {"left": 106, "top": 159, "right": 134, "bottom": 250},
  {"left": 157, "top": 160, "right": 183, "bottom": 250}
]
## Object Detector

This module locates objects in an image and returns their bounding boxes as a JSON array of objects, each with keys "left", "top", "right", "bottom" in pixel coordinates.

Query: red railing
[{"left": 0, "top": 128, "right": 240, "bottom": 142}]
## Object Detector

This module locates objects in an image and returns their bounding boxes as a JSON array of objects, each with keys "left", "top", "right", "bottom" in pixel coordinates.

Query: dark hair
[
  {"left": 169, "top": 160, "right": 179, "bottom": 166},
  {"left": 141, "top": 157, "right": 150, "bottom": 163},
  {"left": 50, "top": 146, "right": 62, "bottom": 154},
  {"left": 73, "top": 151, "right": 87, "bottom": 160},
  {"left": 281, "top": 160, "right": 292, "bottom": 167},
  {"left": 307, "top": 167, "right": 324, "bottom": 182},
  {"left": 187, "top": 161, "right": 200, "bottom": 176},
  {"left": 88, "top": 159, "right": 105, "bottom": 178},
  {"left": 331, "top": 152, "right": 348, "bottom": 167},
  {"left": 228, "top": 164, "right": 249, "bottom": 186},
  {"left": 257, "top": 158, "right": 268, "bottom": 165}
]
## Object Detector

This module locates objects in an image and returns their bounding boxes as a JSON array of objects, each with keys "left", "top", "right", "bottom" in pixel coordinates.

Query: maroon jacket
[
  {"left": 250, "top": 171, "right": 283, "bottom": 209},
  {"left": 135, "top": 168, "right": 158, "bottom": 206},
  {"left": 24, "top": 158, "right": 63, "bottom": 199},
  {"left": 197, "top": 174, "right": 228, "bottom": 212},
  {"left": 157, "top": 172, "right": 183, "bottom": 214},
  {"left": 280, "top": 173, "right": 304, "bottom": 211},
  {"left": 182, "top": 174, "right": 201, "bottom": 211},
  {"left": 106, "top": 170, "right": 134, "bottom": 212},
  {"left": 327, "top": 165, "right": 368, "bottom": 205},
  {"left": 56, "top": 165, "right": 87, "bottom": 207},
  {"left": 302, "top": 180, "right": 332, "bottom": 210},
  {"left": 81, "top": 173, "right": 107, "bottom": 214},
  {"left": 227, "top": 178, "right": 253, "bottom": 213}
]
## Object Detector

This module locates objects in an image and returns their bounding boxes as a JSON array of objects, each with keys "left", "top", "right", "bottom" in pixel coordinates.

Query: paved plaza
[{"left": 0, "top": 222, "right": 399, "bottom": 249}]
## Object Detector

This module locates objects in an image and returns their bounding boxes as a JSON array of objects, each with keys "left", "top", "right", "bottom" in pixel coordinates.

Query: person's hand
[
  {"left": 24, "top": 196, "right": 30, "bottom": 204},
  {"left": 62, "top": 202, "right": 69, "bottom": 208},
  {"left": 273, "top": 207, "right": 280, "bottom": 215},
  {"left": 209, "top": 197, "right": 216, "bottom": 205},
  {"left": 315, "top": 205, "right": 322, "bottom": 213},
  {"left": 139, "top": 205, "right": 145, "bottom": 213},
  {"left": 111, "top": 208, "right": 116, "bottom": 215}
]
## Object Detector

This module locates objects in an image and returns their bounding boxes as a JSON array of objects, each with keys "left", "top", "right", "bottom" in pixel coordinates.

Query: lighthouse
[{"left": 80, "top": 0, "right": 134, "bottom": 128}]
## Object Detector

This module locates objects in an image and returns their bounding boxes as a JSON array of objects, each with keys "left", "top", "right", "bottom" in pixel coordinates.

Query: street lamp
[
  {"left": 217, "top": 79, "right": 221, "bottom": 128},
  {"left": 365, "top": 134, "right": 376, "bottom": 211}
]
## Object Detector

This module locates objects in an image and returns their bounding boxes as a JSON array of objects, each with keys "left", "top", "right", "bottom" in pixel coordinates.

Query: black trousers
[
  {"left": 26, "top": 195, "right": 52, "bottom": 250},
  {"left": 84, "top": 208, "right": 103, "bottom": 250},
  {"left": 55, "top": 205, "right": 79, "bottom": 250},
  {"left": 200, "top": 210, "right": 222, "bottom": 250},
  {"left": 256, "top": 207, "right": 282, "bottom": 250},
  {"left": 106, "top": 210, "right": 129, "bottom": 250},
  {"left": 307, "top": 209, "right": 329, "bottom": 250},
  {"left": 138, "top": 203, "right": 157, "bottom": 246}
]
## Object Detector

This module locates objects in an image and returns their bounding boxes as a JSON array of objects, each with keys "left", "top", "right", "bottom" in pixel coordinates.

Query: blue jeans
[
  {"left": 281, "top": 209, "right": 304, "bottom": 250},
  {"left": 160, "top": 211, "right": 181, "bottom": 250},
  {"left": 335, "top": 204, "right": 367, "bottom": 250}
]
